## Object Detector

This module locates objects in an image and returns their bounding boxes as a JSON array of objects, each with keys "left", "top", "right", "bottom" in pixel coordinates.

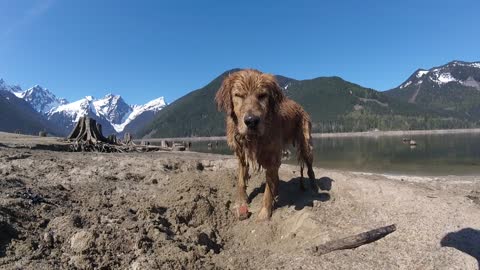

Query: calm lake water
[{"left": 188, "top": 133, "right": 480, "bottom": 176}]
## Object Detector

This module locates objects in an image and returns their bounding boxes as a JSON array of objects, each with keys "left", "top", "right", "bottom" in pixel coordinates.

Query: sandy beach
[{"left": 0, "top": 132, "right": 479, "bottom": 269}]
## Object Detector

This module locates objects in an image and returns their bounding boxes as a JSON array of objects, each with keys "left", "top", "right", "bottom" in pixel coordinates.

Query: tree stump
[
  {"left": 123, "top": 133, "right": 133, "bottom": 145},
  {"left": 107, "top": 134, "right": 117, "bottom": 144},
  {"left": 67, "top": 117, "right": 109, "bottom": 144}
]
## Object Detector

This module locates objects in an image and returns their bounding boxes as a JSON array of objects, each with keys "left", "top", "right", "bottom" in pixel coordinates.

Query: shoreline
[
  {"left": 312, "top": 128, "right": 480, "bottom": 138},
  {"left": 2, "top": 131, "right": 478, "bottom": 178},
  {"left": 139, "top": 128, "right": 480, "bottom": 142}
]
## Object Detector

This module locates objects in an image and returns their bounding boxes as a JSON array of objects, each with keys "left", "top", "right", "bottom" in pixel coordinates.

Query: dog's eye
[
  {"left": 258, "top": 93, "right": 268, "bottom": 100},
  {"left": 234, "top": 93, "right": 245, "bottom": 98}
]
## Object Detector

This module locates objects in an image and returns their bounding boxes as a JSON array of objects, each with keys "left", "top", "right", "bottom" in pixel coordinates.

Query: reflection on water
[{"left": 188, "top": 133, "right": 480, "bottom": 176}]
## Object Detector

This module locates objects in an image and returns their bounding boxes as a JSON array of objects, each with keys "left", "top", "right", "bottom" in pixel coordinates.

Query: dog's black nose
[{"left": 244, "top": 115, "right": 260, "bottom": 129}]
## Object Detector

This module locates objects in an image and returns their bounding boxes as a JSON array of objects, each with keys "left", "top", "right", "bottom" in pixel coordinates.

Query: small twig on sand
[
  {"left": 5, "top": 153, "right": 32, "bottom": 161},
  {"left": 311, "top": 224, "right": 397, "bottom": 255}
]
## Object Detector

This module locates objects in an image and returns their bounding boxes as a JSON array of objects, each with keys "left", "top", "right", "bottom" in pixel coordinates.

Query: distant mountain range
[
  {"left": 385, "top": 61, "right": 480, "bottom": 120},
  {"left": 13, "top": 85, "right": 69, "bottom": 114},
  {"left": 46, "top": 93, "right": 166, "bottom": 135},
  {"left": 0, "top": 79, "right": 166, "bottom": 136},
  {"left": 0, "top": 82, "right": 62, "bottom": 135},
  {"left": 140, "top": 61, "right": 480, "bottom": 138},
  {"left": 2, "top": 60, "right": 480, "bottom": 138}
]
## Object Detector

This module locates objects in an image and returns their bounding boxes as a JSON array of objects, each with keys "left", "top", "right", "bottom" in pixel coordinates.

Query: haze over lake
[{"left": 189, "top": 133, "right": 480, "bottom": 176}]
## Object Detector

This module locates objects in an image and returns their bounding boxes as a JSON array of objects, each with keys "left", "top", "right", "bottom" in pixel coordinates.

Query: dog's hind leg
[
  {"left": 299, "top": 163, "right": 306, "bottom": 191},
  {"left": 299, "top": 117, "right": 317, "bottom": 191},
  {"left": 306, "top": 158, "right": 317, "bottom": 191}
]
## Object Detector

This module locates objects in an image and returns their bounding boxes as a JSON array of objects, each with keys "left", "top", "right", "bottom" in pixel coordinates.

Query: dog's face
[{"left": 215, "top": 69, "right": 284, "bottom": 137}]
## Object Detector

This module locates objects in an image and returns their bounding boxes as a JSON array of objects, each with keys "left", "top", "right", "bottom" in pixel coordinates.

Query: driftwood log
[{"left": 311, "top": 224, "right": 397, "bottom": 255}]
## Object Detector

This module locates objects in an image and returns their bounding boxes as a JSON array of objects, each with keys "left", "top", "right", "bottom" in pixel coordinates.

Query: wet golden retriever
[{"left": 215, "top": 69, "right": 316, "bottom": 221}]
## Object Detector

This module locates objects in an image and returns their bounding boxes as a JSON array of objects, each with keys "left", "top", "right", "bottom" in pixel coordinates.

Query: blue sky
[{"left": 0, "top": 0, "right": 479, "bottom": 105}]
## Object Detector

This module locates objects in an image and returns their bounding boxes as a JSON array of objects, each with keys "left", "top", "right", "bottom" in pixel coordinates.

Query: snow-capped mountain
[
  {"left": 3, "top": 78, "right": 167, "bottom": 135},
  {"left": 49, "top": 96, "right": 95, "bottom": 123},
  {"left": 112, "top": 97, "right": 166, "bottom": 133},
  {"left": 0, "top": 79, "right": 62, "bottom": 135},
  {"left": 386, "top": 60, "right": 480, "bottom": 120},
  {"left": 0, "top": 79, "right": 22, "bottom": 93},
  {"left": 92, "top": 94, "right": 132, "bottom": 126},
  {"left": 398, "top": 61, "right": 480, "bottom": 90},
  {"left": 47, "top": 94, "right": 167, "bottom": 135},
  {"left": 47, "top": 95, "right": 115, "bottom": 135},
  {"left": 14, "top": 85, "right": 69, "bottom": 114}
]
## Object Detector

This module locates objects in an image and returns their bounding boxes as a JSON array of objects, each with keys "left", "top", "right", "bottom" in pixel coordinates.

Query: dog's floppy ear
[
  {"left": 215, "top": 74, "right": 234, "bottom": 114},
  {"left": 270, "top": 81, "right": 285, "bottom": 105},
  {"left": 263, "top": 73, "right": 285, "bottom": 106}
]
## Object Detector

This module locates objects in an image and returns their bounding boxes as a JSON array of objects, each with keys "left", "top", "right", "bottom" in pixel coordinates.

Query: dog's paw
[
  {"left": 237, "top": 204, "right": 250, "bottom": 220},
  {"left": 256, "top": 207, "right": 271, "bottom": 222}
]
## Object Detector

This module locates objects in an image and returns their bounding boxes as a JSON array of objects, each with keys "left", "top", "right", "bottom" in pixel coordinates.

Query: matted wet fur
[{"left": 215, "top": 69, "right": 316, "bottom": 221}]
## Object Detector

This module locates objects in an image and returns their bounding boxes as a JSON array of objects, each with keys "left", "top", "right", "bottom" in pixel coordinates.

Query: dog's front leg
[
  {"left": 236, "top": 158, "right": 250, "bottom": 220},
  {"left": 257, "top": 165, "right": 279, "bottom": 221}
]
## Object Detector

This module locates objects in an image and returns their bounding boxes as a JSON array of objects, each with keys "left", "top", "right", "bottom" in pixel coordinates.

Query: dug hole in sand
[{"left": 0, "top": 138, "right": 479, "bottom": 269}]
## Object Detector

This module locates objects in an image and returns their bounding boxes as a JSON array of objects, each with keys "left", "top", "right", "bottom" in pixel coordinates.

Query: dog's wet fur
[{"left": 215, "top": 69, "right": 316, "bottom": 221}]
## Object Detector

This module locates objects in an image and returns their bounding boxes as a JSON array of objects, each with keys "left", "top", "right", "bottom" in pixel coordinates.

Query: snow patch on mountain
[
  {"left": 432, "top": 72, "right": 456, "bottom": 85},
  {"left": 49, "top": 97, "right": 93, "bottom": 123},
  {"left": 111, "top": 97, "right": 166, "bottom": 132},
  {"left": 450, "top": 61, "right": 480, "bottom": 69},
  {"left": 399, "top": 81, "right": 412, "bottom": 89},
  {"left": 416, "top": 70, "right": 429, "bottom": 78},
  {"left": 12, "top": 91, "right": 24, "bottom": 98},
  {"left": 400, "top": 70, "right": 429, "bottom": 89}
]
